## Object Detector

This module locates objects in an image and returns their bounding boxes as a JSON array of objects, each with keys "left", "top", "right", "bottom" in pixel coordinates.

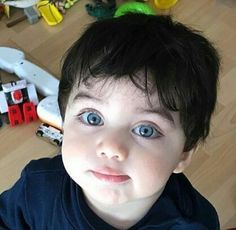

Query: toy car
[{"left": 36, "top": 123, "right": 63, "bottom": 146}]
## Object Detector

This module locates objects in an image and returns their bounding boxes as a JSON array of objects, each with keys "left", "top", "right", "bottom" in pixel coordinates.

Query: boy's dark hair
[{"left": 58, "top": 13, "right": 220, "bottom": 151}]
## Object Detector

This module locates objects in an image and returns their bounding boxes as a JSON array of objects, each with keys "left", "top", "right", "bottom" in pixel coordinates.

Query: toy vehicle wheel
[
  {"left": 53, "top": 139, "right": 61, "bottom": 146},
  {"left": 36, "top": 130, "right": 44, "bottom": 137}
]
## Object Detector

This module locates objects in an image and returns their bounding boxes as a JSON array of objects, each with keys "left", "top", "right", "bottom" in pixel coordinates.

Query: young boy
[{"left": 0, "top": 13, "right": 220, "bottom": 229}]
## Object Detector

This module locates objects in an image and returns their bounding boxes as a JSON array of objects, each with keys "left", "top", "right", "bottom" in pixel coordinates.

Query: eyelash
[
  {"left": 132, "top": 124, "right": 163, "bottom": 139},
  {"left": 76, "top": 109, "right": 163, "bottom": 138},
  {"left": 77, "top": 109, "right": 104, "bottom": 126}
]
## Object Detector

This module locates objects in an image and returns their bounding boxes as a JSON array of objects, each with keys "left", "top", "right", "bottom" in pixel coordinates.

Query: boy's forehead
[{"left": 71, "top": 78, "right": 157, "bottom": 105}]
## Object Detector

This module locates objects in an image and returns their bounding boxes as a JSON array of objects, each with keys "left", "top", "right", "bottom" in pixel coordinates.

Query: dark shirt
[{"left": 0, "top": 155, "right": 220, "bottom": 230}]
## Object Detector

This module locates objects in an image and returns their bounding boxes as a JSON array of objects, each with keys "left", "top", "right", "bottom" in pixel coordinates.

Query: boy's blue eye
[
  {"left": 79, "top": 112, "right": 104, "bottom": 126},
  {"left": 132, "top": 125, "right": 162, "bottom": 138}
]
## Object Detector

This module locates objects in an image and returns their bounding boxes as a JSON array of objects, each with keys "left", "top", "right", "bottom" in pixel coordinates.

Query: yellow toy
[
  {"left": 154, "top": 0, "right": 178, "bottom": 10},
  {"left": 37, "top": 0, "right": 63, "bottom": 25},
  {"left": 0, "top": 2, "right": 10, "bottom": 18}
]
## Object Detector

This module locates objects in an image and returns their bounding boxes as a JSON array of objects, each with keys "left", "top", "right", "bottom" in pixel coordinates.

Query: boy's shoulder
[
  {"left": 164, "top": 173, "right": 220, "bottom": 229},
  {"left": 24, "top": 154, "right": 65, "bottom": 175},
  {"left": 0, "top": 155, "right": 70, "bottom": 229},
  {"left": 21, "top": 154, "right": 67, "bottom": 193}
]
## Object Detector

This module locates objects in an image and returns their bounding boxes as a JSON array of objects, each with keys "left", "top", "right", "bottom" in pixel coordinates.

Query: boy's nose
[{"left": 96, "top": 134, "right": 129, "bottom": 161}]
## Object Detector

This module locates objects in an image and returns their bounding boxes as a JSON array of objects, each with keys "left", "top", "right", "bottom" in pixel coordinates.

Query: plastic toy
[
  {"left": 37, "top": 0, "right": 63, "bottom": 25},
  {"left": 64, "top": 0, "right": 78, "bottom": 9},
  {"left": 6, "top": 6, "right": 39, "bottom": 27},
  {"left": 3, "top": 0, "right": 39, "bottom": 8},
  {"left": 0, "top": 1, "right": 10, "bottom": 18},
  {"left": 23, "top": 6, "right": 39, "bottom": 23},
  {"left": 0, "top": 47, "right": 24, "bottom": 73},
  {"left": 48, "top": 0, "right": 78, "bottom": 14},
  {"left": 0, "top": 47, "right": 59, "bottom": 96},
  {"left": 36, "top": 122, "right": 63, "bottom": 146},
  {"left": 85, "top": 0, "right": 116, "bottom": 21},
  {"left": 154, "top": 0, "right": 178, "bottom": 10},
  {"left": 114, "top": 2, "right": 155, "bottom": 17},
  {"left": 51, "top": 0, "right": 67, "bottom": 14},
  {"left": 0, "top": 79, "right": 39, "bottom": 126},
  {"left": 1, "top": 0, "right": 39, "bottom": 19},
  {"left": 37, "top": 95, "right": 63, "bottom": 130},
  {"left": 0, "top": 46, "right": 60, "bottom": 129},
  {"left": 0, "top": 4, "right": 4, "bottom": 19},
  {"left": 0, "top": 3, "right": 9, "bottom": 18},
  {"left": 3, "top": 0, "right": 38, "bottom": 8}
]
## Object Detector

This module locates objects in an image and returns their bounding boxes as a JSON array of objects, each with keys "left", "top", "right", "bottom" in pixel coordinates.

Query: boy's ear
[{"left": 173, "top": 146, "right": 198, "bottom": 174}]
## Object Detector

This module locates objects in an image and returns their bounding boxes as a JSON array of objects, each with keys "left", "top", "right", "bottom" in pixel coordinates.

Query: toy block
[
  {"left": 8, "top": 104, "right": 24, "bottom": 126},
  {"left": 23, "top": 102, "right": 38, "bottom": 123}
]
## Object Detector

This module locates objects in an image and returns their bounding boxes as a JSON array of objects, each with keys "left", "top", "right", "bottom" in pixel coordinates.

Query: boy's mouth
[{"left": 90, "top": 168, "right": 130, "bottom": 183}]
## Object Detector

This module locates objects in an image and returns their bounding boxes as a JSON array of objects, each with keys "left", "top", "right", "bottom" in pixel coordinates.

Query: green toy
[
  {"left": 114, "top": 2, "right": 156, "bottom": 17},
  {"left": 64, "top": 0, "right": 79, "bottom": 9},
  {"left": 85, "top": 0, "right": 155, "bottom": 21},
  {"left": 85, "top": 0, "right": 116, "bottom": 21}
]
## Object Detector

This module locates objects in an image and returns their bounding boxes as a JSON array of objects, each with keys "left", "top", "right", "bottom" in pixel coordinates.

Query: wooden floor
[{"left": 0, "top": 0, "right": 236, "bottom": 228}]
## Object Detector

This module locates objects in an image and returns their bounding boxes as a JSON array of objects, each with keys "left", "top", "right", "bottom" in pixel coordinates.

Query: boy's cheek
[
  {"left": 62, "top": 128, "right": 97, "bottom": 163},
  {"left": 62, "top": 135, "right": 86, "bottom": 155}
]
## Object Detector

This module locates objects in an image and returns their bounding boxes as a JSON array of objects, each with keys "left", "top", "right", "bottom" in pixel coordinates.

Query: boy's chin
[{"left": 83, "top": 188, "right": 132, "bottom": 207}]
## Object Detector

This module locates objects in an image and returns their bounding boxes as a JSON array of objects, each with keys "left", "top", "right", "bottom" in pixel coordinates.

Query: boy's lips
[{"left": 90, "top": 168, "right": 130, "bottom": 183}]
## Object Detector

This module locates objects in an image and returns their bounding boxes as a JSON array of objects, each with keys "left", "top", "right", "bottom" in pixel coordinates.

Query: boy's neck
[{"left": 84, "top": 190, "right": 163, "bottom": 229}]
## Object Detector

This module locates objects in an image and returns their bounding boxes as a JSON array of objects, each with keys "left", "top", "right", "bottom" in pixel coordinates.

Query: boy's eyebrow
[
  {"left": 73, "top": 92, "right": 105, "bottom": 104},
  {"left": 136, "top": 107, "right": 175, "bottom": 126},
  {"left": 73, "top": 92, "right": 175, "bottom": 126}
]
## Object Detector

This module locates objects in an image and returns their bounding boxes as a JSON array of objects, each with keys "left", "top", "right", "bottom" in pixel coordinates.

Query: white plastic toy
[
  {"left": 4, "top": 0, "right": 39, "bottom": 8},
  {"left": 0, "top": 46, "right": 59, "bottom": 96},
  {"left": 36, "top": 95, "right": 63, "bottom": 130},
  {"left": 0, "top": 47, "right": 25, "bottom": 73},
  {"left": 36, "top": 123, "right": 63, "bottom": 146}
]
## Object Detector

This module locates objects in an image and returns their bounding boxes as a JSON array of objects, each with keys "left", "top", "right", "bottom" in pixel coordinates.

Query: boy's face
[{"left": 62, "top": 77, "right": 192, "bottom": 206}]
